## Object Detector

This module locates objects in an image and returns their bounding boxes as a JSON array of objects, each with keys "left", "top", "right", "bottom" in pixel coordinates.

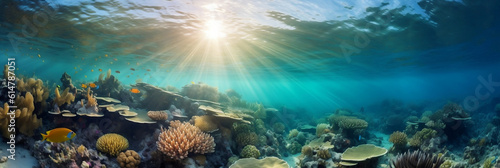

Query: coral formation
[
  {"left": 273, "top": 122, "right": 285, "bottom": 134},
  {"left": 316, "top": 123, "right": 330, "bottom": 137},
  {"left": 389, "top": 131, "right": 408, "bottom": 148},
  {"left": 181, "top": 83, "right": 219, "bottom": 102},
  {"left": 236, "top": 132, "right": 259, "bottom": 147},
  {"left": 0, "top": 92, "right": 43, "bottom": 138},
  {"left": 193, "top": 115, "right": 218, "bottom": 132},
  {"left": 409, "top": 128, "right": 437, "bottom": 147},
  {"left": 287, "top": 141, "right": 303, "bottom": 154},
  {"left": 117, "top": 150, "right": 141, "bottom": 168},
  {"left": 390, "top": 150, "right": 444, "bottom": 168},
  {"left": 53, "top": 87, "right": 75, "bottom": 107},
  {"left": 16, "top": 78, "right": 50, "bottom": 115},
  {"left": 340, "top": 144, "right": 387, "bottom": 166},
  {"left": 96, "top": 133, "right": 129, "bottom": 156},
  {"left": 157, "top": 120, "right": 215, "bottom": 160},
  {"left": 288, "top": 129, "right": 299, "bottom": 139},
  {"left": 301, "top": 146, "right": 313, "bottom": 157},
  {"left": 317, "top": 149, "right": 331, "bottom": 159},
  {"left": 147, "top": 110, "right": 168, "bottom": 121},
  {"left": 240, "top": 145, "right": 260, "bottom": 158},
  {"left": 229, "top": 157, "right": 289, "bottom": 168}
]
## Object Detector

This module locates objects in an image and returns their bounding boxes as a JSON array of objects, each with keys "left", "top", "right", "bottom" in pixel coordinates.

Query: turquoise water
[
  {"left": 1, "top": 0, "right": 499, "bottom": 114},
  {"left": 1, "top": 0, "right": 500, "bottom": 167}
]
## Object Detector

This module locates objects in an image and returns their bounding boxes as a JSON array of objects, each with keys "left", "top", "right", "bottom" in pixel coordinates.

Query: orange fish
[
  {"left": 91, "top": 69, "right": 94, "bottom": 72},
  {"left": 41, "top": 128, "right": 76, "bottom": 143},
  {"left": 81, "top": 84, "right": 87, "bottom": 88},
  {"left": 130, "top": 68, "right": 135, "bottom": 71},
  {"left": 130, "top": 88, "right": 140, "bottom": 93},
  {"left": 89, "top": 83, "right": 97, "bottom": 88},
  {"left": 146, "top": 69, "right": 151, "bottom": 71},
  {"left": 114, "top": 58, "right": 118, "bottom": 61},
  {"left": 99, "top": 69, "right": 103, "bottom": 72},
  {"left": 115, "top": 71, "right": 120, "bottom": 73}
]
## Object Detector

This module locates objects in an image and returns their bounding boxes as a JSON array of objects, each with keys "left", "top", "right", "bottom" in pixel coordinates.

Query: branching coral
[
  {"left": 16, "top": 78, "right": 50, "bottom": 115},
  {"left": 0, "top": 93, "right": 43, "bottom": 138},
  {"left": 54, "top": 87, "right": 75, "bottom": 107},
  {"left": 157, "top": 120, "right": 215, "bottom": 160},
  {"left": 409, "top": 128, "right": 437, "bottom": 147},
  {"left": 96, "top": 133, "right": 129, "bottom": 156}
]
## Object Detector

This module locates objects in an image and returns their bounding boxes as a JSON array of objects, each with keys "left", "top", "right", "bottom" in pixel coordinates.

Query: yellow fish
[
  {"left": 191, "top": 81, "right": 195, "bottom": 84},
  {"left": 41, "top": 128, "right": 76, "bottom": 143},
  {"left": 91, "top": 69, "right": 94, "bottom": 72},
  {"left": 81, "top": 84, "right": 87, "bottom": 88}
]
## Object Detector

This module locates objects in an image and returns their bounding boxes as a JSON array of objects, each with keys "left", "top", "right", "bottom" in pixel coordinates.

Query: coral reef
[
  {"left": 409, "top": 128, "right": 437, "bottom": 147},
  {"left": 340, "top": 144, "right": 387, "bottom": 166},
  {"left": 96, "top": 133, "right": 129, "bottom": 156},
  {"left": 157, "top": 120, "right": 215, "bottom": 160},
  {"left": 193, "top": 115, "right": 218, "bottom": 132},
  {"left": 288, "top": 129, "right": 299, "bottom": 139},
  {"left": 273, "top": 122, "right": 285, "bottom": 134},
  {"left": 32, "top": 141, "right": 113, "bottom": 168},
  {"left": 240, "top": 145, "right": 260, "bottom": 158},
  {"left": 117, "top": 150, "right": 141, "bottom": 168},
  {"left": 53, "top": 87, "right": 75, "bottom": 107},
  {"left": 316, "top": 123, "right": 330, "bottom": 137}
]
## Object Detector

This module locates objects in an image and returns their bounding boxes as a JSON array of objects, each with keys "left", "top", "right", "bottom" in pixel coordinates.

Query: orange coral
[
  {"left": 86, "top": 87, "right": 97, "bottom": 108},
  {"left": 157, "top": 120, "right": 215, "bottom": 160}
]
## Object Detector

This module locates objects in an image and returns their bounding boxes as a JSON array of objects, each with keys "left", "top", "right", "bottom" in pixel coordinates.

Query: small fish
[
  {"left": 105, "top": 54, "right": 108, "bottom": 57},
  {"left": 81, "top": 84, "right": 88, "bottom": 89},
  {"left": 114, "top": 58, "right": 118, "bottom": 61},
  {"left": 84, "top": 75, "right": 87, "bottom": 78},
  {"left": 38, "top": 54, "right": 41, "bottom": 58},
  {"left": 95, "top": 85, "right": 99, "bottom": 89},
  {"left": 91, "top": 69, "right": 94, "bottom": 72},
  {"left": 42, "top": 60, "right": 45, "bottom": 62},
  {"left": 126, "top": 75, "right": 130, "bottom": 78},
  {"left": 110, "top": 62, "right": 113, "bottom": 64},
  {"left": 130, "top": 88, "right": 140, "bottom": 93},
  {"left": 359, "top": 135, "right": 362, "bottom": 141},
  {"left": 57, "top": 85, "right": 61, "bottom": 89},
  {"left": 99, "top": 69, "right": 103, "bottom": 72},
  {"left": 191, "top": 81, "right": 195, "bottom": 84},
  {"left": 89, "top": 83, "right": 97, "bottom": 88},
  {"left": 127, "top": 62, "right": 130, "bottom": 65},
  {"left": 130, "top": 68, "right": 135, "bottom": 71},
  {"left": 115, "top": 71, "right": 120, "bottom": 73},
  {"left": 146, "top": 69, "right": 151, "bottom": 71},
  {"left": 492, "top": 156, "right": 498, "bottom": 164},
  {"left": 74, "top": 67, "right": 77, "bottom": 70},
  {"left": 41, "top": 128, "right": 76, "bottom": 143}
]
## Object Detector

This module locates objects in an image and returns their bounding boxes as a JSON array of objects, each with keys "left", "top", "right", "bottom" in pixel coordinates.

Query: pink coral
[{"left": 157, "top": 120, "right": 215, "bottom": 160}]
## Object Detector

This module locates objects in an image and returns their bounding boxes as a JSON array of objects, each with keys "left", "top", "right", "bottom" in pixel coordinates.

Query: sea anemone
[{"left": 390, "top": 150, "right": 444, "bottom": 168}]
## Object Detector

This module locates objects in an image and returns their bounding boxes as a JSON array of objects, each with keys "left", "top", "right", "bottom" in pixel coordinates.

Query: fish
[
  {"left": 95, "top": 85, "right": 99, "bottom": 89},
  {"left": 91, "top": 69, "right": 94, "bottom": 72},
  {"left": 146, "top": 69, "right": 151, "bottom": 71},
  {"left": 493, "top": 156, "right": 498, "bottom": 164},
  {"left": 130, "top": 88, "right": 140, "bottom": 93},
  {"left": 130, "top": 68, "right": 135, "bottom": 71},
  {"left": 81, "top": 84, "right": 88, "bottom": 89},
  {"left": 359, "top": 135, "right": 362, "bottom": 141},
  {"left": 89, "top": 83, "right": 97, "bottom": 88},
  {"left": 56, "top": 85, "right": 60, "bottom": 89},
  {"left": 191, "top": 81, "right": 195, "bottom": 84},
  {"left": 105, "top": 54, "right": 108, "bottom": 57},
  {"left": 41, "top": 128, "right": 76, "bottom": 143},
  {"left": 38, "top": 54, "right": 41, "bottom": 58},
  {"left": 127, "top": 75, "right": 130, "bottom": 78},
  {"left": 114, "top": 58, "right": 118, "bottom": 61},
  {"left": 84, "top": 75, "right": 87, "bottom": 78},
  {"left": 74, "top": 67, "right": 77, "bottom": 70},
  {"left": 99, "top": 69, "right": 103, "bottom": 72},
  {"left": 115, "top": 71, "right": 120, "bottom": 73}
]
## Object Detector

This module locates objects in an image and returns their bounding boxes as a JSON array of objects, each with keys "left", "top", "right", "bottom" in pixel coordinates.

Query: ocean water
[{"left": 1, "top": 0, "right": 500, "bottom": 167}]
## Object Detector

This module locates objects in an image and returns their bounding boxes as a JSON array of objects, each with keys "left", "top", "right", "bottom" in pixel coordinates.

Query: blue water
[{"left": 1, "top": 0, "right": 500, "bottom": 115}]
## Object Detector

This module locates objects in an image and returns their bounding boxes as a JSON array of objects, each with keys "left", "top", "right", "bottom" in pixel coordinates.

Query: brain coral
[
  {"left": 96, "top": 133, "right": 129, "bottom": 156},
  {"left": 338, "top": 118, "right": 368, "bottom": 130},
  {"left": 117, "top": 150, "right": 141, "bottom": 168},
  {"left": 157, "top": 120, "right": 215, "bottom": 160},
  {"left": 236, "top": 132, "right": 259, "bottom": 147},
  {"left": 240, "top": 145, "right": 260, "bottom": 158}
]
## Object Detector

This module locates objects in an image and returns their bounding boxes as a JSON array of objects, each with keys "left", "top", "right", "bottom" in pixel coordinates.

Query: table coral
[
  {"left": 96, "top": 133, "right": 129, "bottom": 156},
  {"left": 157, "top": 120, "right": 215, "bottom": 160}
]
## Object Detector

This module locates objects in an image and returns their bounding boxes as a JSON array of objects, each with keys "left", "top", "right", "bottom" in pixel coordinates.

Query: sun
[{"left": 204, "top": 20, "right": 226, "bottom": 39}]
